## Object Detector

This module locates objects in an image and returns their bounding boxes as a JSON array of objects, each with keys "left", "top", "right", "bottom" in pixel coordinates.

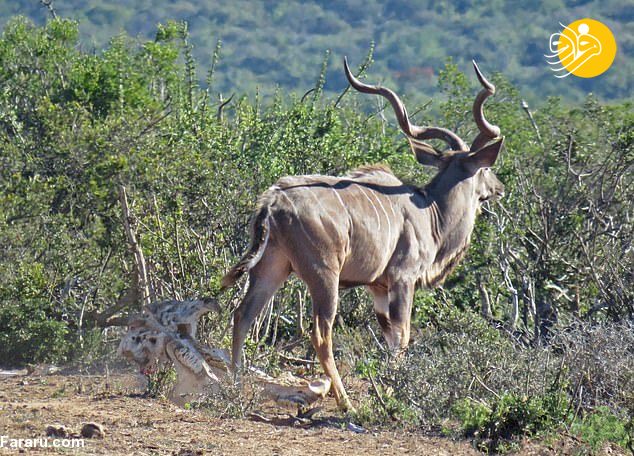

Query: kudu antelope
[{"left": 222, "top": 58, "right": 505, "bottom": 411}]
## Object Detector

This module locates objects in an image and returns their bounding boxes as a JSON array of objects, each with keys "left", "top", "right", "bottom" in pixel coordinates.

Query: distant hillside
[{"left": 2, "top": 0, "right": 632, "bottom": 103}]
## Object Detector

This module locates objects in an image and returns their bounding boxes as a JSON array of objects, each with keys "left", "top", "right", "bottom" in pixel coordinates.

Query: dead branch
[
  {"left": 216, "top": 94, "right": 234, "bottom": 122},
  {"left": 520, "top": 99, "right": 542, "bottom": 145},
  {"left": 40, "top": 0, "right": 58, "bottom": 19},
  {"left": 119, "top": 185, "right": 151, "bottom": 306},
  {"left": 478, "top": 277, "right": 493, "bottom": 320}
]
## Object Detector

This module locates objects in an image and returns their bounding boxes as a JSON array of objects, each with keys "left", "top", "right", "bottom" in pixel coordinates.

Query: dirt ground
[{"left": 0, "top": 372, "right": 620, "bottom": 455}]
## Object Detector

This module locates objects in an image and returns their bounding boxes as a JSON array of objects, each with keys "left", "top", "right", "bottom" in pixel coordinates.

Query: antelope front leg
[
  {"left": 368, "top": 285, "right": 391, "bottom": 343},
  {"left": 386, "top": 281, "right": 415, "bottom": 353}
]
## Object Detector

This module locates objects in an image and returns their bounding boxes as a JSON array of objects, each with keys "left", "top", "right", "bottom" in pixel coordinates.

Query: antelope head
[{"left": 344, "top": 59, "right": 505, "bottom": 209}]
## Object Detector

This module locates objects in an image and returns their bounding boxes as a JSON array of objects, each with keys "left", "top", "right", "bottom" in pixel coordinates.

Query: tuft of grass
[
  {"left": 145, "top": 364, "right": 177, "bottom": 400},
  {"left": 353, "top": 392, "right": 418, "bottom": 428},
  {"left": 192, "top": 377, "right": 262, "bottom": 419}
]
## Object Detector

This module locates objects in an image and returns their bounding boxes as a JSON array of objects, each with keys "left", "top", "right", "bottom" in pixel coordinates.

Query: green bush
[
  {"left": 571, "top": 407, "right": 633, "bottom": 453},
  {"left": 351, "top": 310, "right": 633, "bottom": 451},
  {"left": 453, "top": 392, "right": 568, "bottom": 452},
  {"left": 0, "top": 263, "right": 73, "bottom": 365}
]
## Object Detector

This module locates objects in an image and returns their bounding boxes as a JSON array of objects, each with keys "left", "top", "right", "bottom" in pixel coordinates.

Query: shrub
[
  {"left": 0, "top": 299, "right": 71, "bottom": 365},
  {"left": 551, "top": 321, "right": 634, "bottom": 415},
  {"left": 570, "top": 407, "right": 633, "bottom": 453},
  {"left": 353, "top": 308, "right": 633, "bottom": 452},
  {"left": 453, "top": 392, "right": 568, "bottom": 452},
  {"left": 192, "top": 377, "right": 262, "bottom": 419},
  {"left": 0, "top": 263, "right": 74, "bottom": 365},
  {"left": 377, "top": 309, "right": 560, "bottom": 425}
]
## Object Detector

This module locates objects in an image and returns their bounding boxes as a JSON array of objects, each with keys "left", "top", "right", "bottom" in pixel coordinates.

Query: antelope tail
[{"left": 221, "top": 204, "right": 271, "bottom": 289}]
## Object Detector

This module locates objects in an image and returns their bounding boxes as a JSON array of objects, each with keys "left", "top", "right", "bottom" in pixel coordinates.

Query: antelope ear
[
  {"left": 410, "top": 139, "right": 445, "bottom": 168},
  {"left": 466, "top": 137, "right": 504, "bottom": 169}
]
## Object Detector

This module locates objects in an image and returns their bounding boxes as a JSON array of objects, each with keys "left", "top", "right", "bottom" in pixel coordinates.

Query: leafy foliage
[
  {"left": 570, "top": 407, "right": 633, "bottom": 453},
  {"left": 1, "top": 1, "right": 632, "bottom": 103},
  {"left": 453, "top": 392, "right": 568, "bottom": 451},
  {"left": 0, "top": 263, "right": 70, "bottom": 365}
]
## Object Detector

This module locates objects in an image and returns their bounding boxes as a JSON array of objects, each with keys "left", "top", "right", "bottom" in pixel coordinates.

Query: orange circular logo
[{"left": 546, "top": 18, "right": 617, "bottom": 78}]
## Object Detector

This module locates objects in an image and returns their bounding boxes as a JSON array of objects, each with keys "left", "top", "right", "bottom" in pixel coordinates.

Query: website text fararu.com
[{"left": 1, "top": 435, "right": 85, "bottom": 450}]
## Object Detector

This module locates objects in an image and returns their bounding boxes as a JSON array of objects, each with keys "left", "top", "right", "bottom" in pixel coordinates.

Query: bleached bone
[{"left": 118, "top": 299, "right": 330, "bottom": 408}]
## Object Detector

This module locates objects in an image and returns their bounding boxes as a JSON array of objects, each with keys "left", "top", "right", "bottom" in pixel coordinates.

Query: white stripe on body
[
  {"left": 278, "top": 190, "right": 321, "bottom": 251},
  {"left": 307, "top": 187, "right": 337, "bottom": 224},
  {"left": 357, "top": 186, "right": 381, "bottom": 231},
  {"left": 368, "top": 189, "right": 392, "bottom": 243},
  {"left": 385, "top": 195, "right": 397, "bottom": 218},
  {"left": 330, "top": 187, "right": 348, "bottom": 215}
]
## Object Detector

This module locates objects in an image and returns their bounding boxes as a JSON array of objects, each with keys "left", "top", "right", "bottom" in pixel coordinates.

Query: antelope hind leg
[
  {"left": 231, "top": 249, "right": 290, "bottom": 376},
  {"left": 307, "top": 274, "right": 354, "bottom": 412}
]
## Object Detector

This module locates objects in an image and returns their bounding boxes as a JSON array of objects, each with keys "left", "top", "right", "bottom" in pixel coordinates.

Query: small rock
[
  {"left": 80, "top": 422, "right": 105, "bottom": 439},
  {"left": 346, "top": 422, "right": 366, "bottom": 434},
  {"left": 175, "top": 450, "right": 203, "bottom": 456},
  {"left": 26, "top": 364, "right": 60, "bottom": 376},
  {"left": 45, "top": 424, "right": 69, "bottom": 438}
]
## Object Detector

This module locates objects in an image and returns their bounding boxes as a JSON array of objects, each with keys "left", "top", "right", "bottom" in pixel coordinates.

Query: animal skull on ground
[{"left": 118, "top": 298, "right": 330, "bottom": 408}]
